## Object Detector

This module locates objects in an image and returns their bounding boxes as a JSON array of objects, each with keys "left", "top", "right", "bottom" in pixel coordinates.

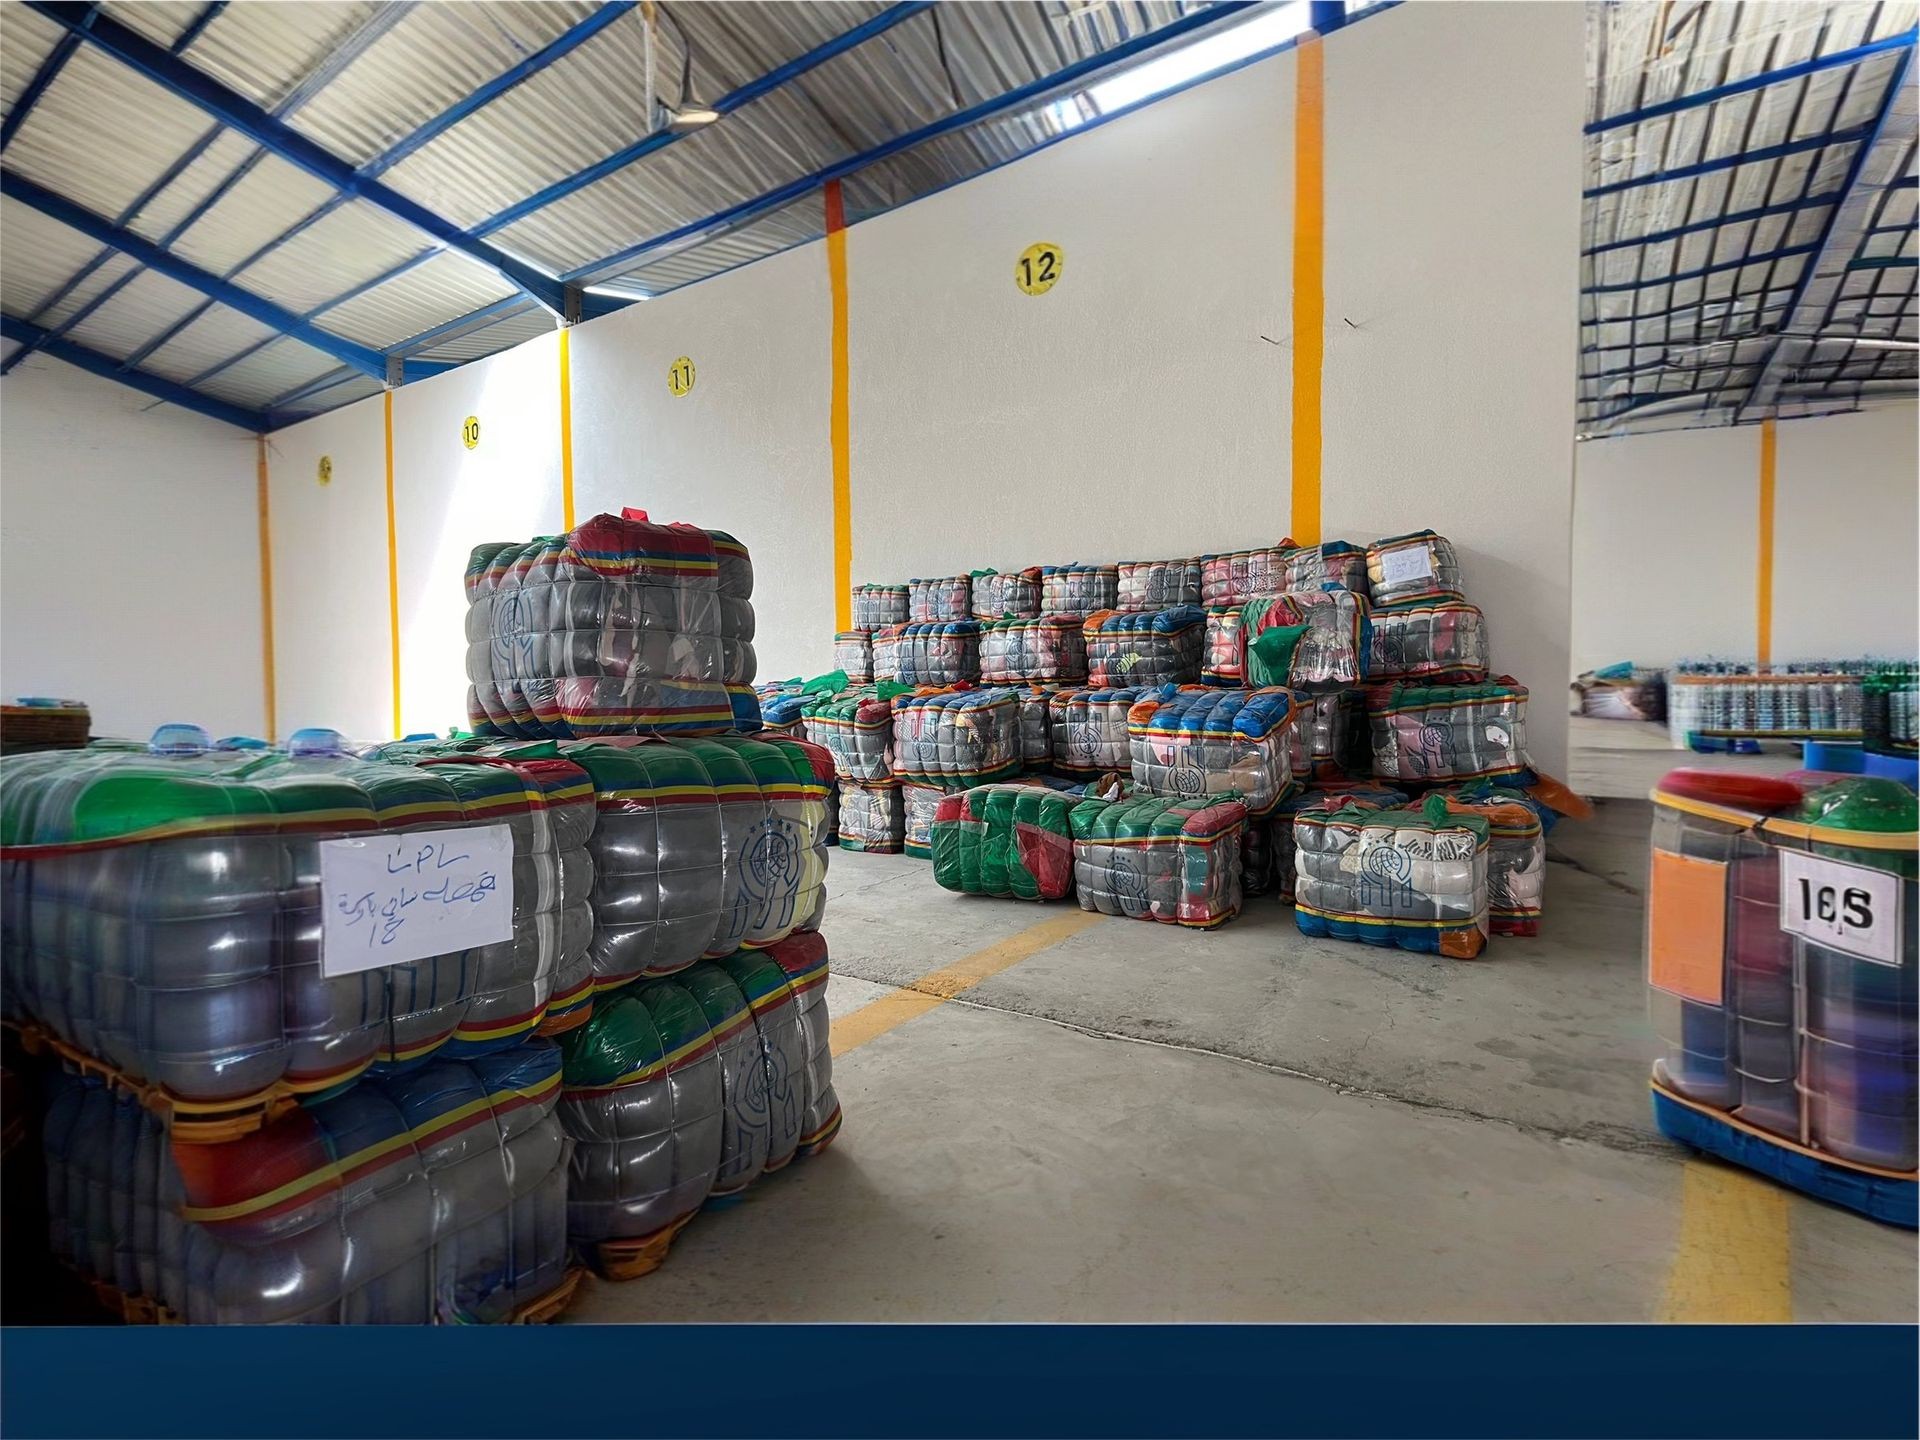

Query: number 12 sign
[
  {"left": 1016, "top": 242, "right": 1063, "bottom": 295},
  {"left": 1778, "top": 849, "right": 1902, "bottom": 966}
]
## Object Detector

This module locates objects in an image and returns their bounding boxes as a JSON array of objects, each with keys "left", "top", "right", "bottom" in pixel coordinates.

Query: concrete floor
[
  {"left": 1569, "top": 715, "right": 1804, "bottom": 800},
  {"left": 569, "top": 800, "right": 1917, "bottom": 1323}
]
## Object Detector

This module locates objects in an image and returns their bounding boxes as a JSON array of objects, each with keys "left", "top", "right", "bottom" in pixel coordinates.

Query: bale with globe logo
[
  {"left": 1126, "top": 685, "right": 1300, "bottom": 817},
  {"left": 1068, "top": 793, "right": 1248, "bottom": 928},
  {"left": 1291, "top": 793, "right": 1490, "bottom": 957}
]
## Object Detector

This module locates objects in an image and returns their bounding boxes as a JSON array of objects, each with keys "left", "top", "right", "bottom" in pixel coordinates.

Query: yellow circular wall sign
[
  {"left": 462, "top": 415, "right": 481, "bottom": 450},
  {"left": 668, "top": 356, "right": 696, "bottom": 396},
  {"left": 316, "top": 455, "right": 333, "bottom": 486},
  {"left": 1016, "top": 242, "right": 1064, "bottom": 295}
]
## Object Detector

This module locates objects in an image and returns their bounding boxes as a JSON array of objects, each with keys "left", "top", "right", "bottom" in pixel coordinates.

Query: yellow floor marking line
[
  {"left": 830, "top": 910, "right": 1104, "bottom": 1057},
  {"left": 1659, "top": 1159, "right": 1792, "bottom": 1323}
]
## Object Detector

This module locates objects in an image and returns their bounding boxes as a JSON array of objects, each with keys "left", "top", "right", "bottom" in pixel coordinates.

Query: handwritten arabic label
[{"left": 319, "top": 823, "right": 514, "bottom": 977}]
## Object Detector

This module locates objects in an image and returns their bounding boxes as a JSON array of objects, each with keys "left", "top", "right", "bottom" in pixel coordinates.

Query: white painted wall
[
  {"left": 0, "top": 356, "right": 265, "bottom": 740},
  {"left": 1571, "top": 404, "right": 1920, "bottom": 673}
]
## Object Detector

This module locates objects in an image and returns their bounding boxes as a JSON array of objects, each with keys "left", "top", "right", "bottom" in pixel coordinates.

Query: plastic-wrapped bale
[
  {"left": 883, "top": 621, "right": 982, "bottom": 686},
  {"left": 908, "top": 575, "right": 971, "bottom": 622},
  {"left": 692, "top": 523, "right": 759, "bottom": 726},
  {"left": 766, "top": 931, "right": 841, "bottom": 1156},
  {"left": 1272, "top": 783, "right": 1408, "bottom": 902},
  {"left": 833, "top": 631, "right": 873, "bottom": 683},
  {"left": 1284, "top": 690, "right": 1369, "bottom": 781},
  {"left": 1049, "top": 686, "right": 1149, "bottom": 777},
  {"left": 1012, "top": 684, "right": 1064, "bottom": 768},
  {"left": 755, "top": 690, "right": 810, "bottom": 738},
  {"left": 1366, "top": 600, "right": 1490, "bottom": 683},
  {"left": 893, "top": 689, "right": 1021, "bottom": 787},
  {"left": 1070, "top": 794, "right": 1247, "bottom": 928},
  {"left": 902, "top": 781, "right": 944, "bottom": 859},
  {"left": 743, "top": 732, "right": 835, "bottom": 936},
  {"left": 1369, "top": 681, "right": 1530, "bottom": 785},
  {"left": 970, "top": 567, "right": 1042, "bottom": 620},
  {"left": 980, "top": 616, "right": 1088, "bottom": 684},
  {"left": 1242, "top": 589, "right": 1371, "bottom": 688},
  {"left": 838, "top": 780, "right": 904, "bottom": 853},
  {"left": 462, "top": 513, "right": 734, "bottom": 739},
  {"left": 1127, "top": 686, "right": 1300, "bottom": 817},
  {"left": 1366, "top": 530, "right": 1464, "bottom": 607},
  {"left": 1084, "top": 607, "right": 1206, "bottom": 687},
  {"left": 697, "top": 735, "right": 830, "bottom": 950},
  {"left": 1203, "top": 607, "right": 1245, "bottom": 685},
  {"left": 851, "top": 583, "right": 908, "bottom": 630},
  {"left": 930, "top": 785, "right": 1078, "bottom": 900},
  {"left": 1200, "top": 547, "right": 1288, "bottom": 606},
  {"left": 869, "top": 626, "right": 904, "bottom": 684},
  {"left": 1293, "top": 794, "right": 1490, "bottom": 957},
  {"left": 804, "top": 690, "right": 895, "bottom": 781},
  {"left": 713, "top": 946, "right": 812, "bottom": 1174},
  {"left": 1118, "top": 558, "right": 1202, "bottom": 610},
  {"left": 1039, "top": 564, "right": 1118, "bottom": 618},
  {"left": 1431, "top": 786, "right": 1545, "bottom": 937},
  {"left": 162, "top": 1041, "right": 571, "bottom": 1322},
  {"left": 1280, "top": 541, "right": 1369, "bottom": 594}
]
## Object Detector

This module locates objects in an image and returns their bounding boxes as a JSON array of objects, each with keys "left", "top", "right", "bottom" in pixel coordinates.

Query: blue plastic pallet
[{"left": 1651, "top": 1085, "right": 1916, "bottom": 1229}]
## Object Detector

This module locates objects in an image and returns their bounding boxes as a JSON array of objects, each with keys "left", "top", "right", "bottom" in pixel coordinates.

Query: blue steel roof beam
[
  {"left": 26, "top": 1, "right": 573, "bottom": 317},
  {"left": 562, "top": 0, "right": 1262, "bottom": 287},
  {"left": 169, "top": 2, "right": 226, "bottom": 55},
  {"left": 1, "top": 22, "right": 88, "bottom": 151},
  {"left": 1582, "top": 242, "right": 1820, "bottom": 296},
  {"left": 1, "top": 171, "right": 389, "bottom": 378},
  {"left": 2, "top": 313, "right": 264, "bottom": 428},
  {"left": 386, "top": 295, "right": 541, "bottom": 359},
  {"left": 1583, "top": 191, "right": 1846, "bottom": 257},
  {"left": 1584, "top": 127, "right": 1876, "bottom": 199}
]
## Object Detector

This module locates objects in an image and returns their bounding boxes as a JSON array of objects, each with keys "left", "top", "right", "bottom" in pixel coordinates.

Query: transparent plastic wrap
[
  {"left": 765, "top": 931, "right": 841, "bottom": 1155},
  {"left": 892, "top": 690, "right": 1021, "bottom": 786},
  {"left": 1366, "top": 601, "right": 1490, "bottom": 683},
  {"left": 1280, "top": 541, "right": 1370, "bottom": 595},
  {"left": 1117, "top": 558, "right": 1202, "bottom": 610},
  {"left": 698, "top": 526, "right": 758, "bottom": 700},
  {"left": 908, "top": 575, "right": 971, "bottom": 623},
  {"left": 1126, "top": 686, "right": 1300, "bottom": 817},
  {"left": 1242, "top": 590, "right": 1372, "bottom": 688},
  {"left": 752, "top": 732, "right": 835, "bottom": 937},
  {"left": 1012, "top": 685, "right": 1064, "bottom": 768},
  {"left": 970, "top": 567, "right": 1042, "bottom": 620},
  {"left": 463, "top": 513, "right": 738, "bottom": 739},
  {"left": 1293, "top": 794, "right": 1490, "bottom": 958},
  {"left": 931, "top": 785, "right": 1079, "bottom": 901},
  {"left": 877, "top": 621, "right": 982, "bottom": 687},
  {"left": 851, "top": 584, "right": 909, "bottom": 631},
  {"left": 1283, "top": 689, "right": 1369, "bottom": 780},
  {"left": 1200, "top": 547, "right": 1288, "bottom": 606},
  {"left": 902, "top": 782, "right": 944, "bottom": 859},
  {"left": 1272, "top": 784, "right": 1408, "bottom": 903},
  {"left": 1430, "top": 785, "right": 1546, "bottom": 937},
  {"left": 803, "top": 690, "right": 896, "bottom": 781},
  {"left": 1083, "top": 607, "right": 1206, "bottom": 687},
  {"left": 979, "top": 616, "right": 1088, "bottom": 684},
  {"left": 1070, "top": 794, "right": 1247, "bottom": 928},
  {"left": 148, "top": 1041, "right": 571, "bottom": 1322},
  {"left": 1572, "top": 667, "right": 1666, "bottom": 722},
  {"left": 1368, "top": 681, "right": 1530, "bottom": 784},
  {"left": 1048, "top": 686, "right": 1150, "bottom": 776},
  {"left": 838, "top": 780, "right": 904, "bottom": 853},
  {"left": 1365, "top": 530, "right": 1464, "bottom": 607},
  {"left": 1039, "top": 564, "right": 1118, "bottom": 618},
  {"left": 833, "top": 631, "right": 872, "bottom": 684},
  {"left": 1203, "top": 607, "right": 1245, "bottom": 685}
]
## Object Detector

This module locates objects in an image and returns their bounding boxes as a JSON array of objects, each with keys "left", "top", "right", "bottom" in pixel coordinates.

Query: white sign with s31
[{"left": 320, "top": 824, "right": 515, "bottom": 976}]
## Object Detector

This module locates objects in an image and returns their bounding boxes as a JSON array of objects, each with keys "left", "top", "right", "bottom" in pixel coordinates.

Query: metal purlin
[{"left": 1, "top": 314, "right": 265, "bottom": 428}]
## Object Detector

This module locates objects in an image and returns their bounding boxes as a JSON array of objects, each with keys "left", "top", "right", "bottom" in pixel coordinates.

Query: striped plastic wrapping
[
  {"left": 1039, "top": 564, "right": 1118, "bottom": 618},
  {"left": 851, "top": 583, "right": 909, "bottom": 630},
  {"left": 970, "top": 567, "right": 1042, "bottom": 619},
  {"left": 833, "top": 631, "right": 873, "bottom": 683},
  {"left": 1368, "top": 681, "right": 1530, "bottom": 785},
  {"left": 1280, "top": 541, "right": 1370, "bottom": 594},
  {"left": 1293, "top": 794, "right": 1490, "bottom": 957},
  {"left": 1272, "top": 783, "right": 1409, "bottom": 902},
  {"left": 1070, "top": 794, "right": 1248, "bottom": 928},
  {"left": 837, "top": 780, "right": 904, "bottom": 853},
  {"left": 1012, "top": 684, "right": 1065, "bottom": 768},
  {"left": 902, "top": 781, "right": 944, "bottom": 858},
  {"left": 1366, "top": 530, "right": 1464, "bottom": 607},
  {"left": 754, "top": 687, "right": 809, "bottom": 738},
  {"left": 1284, "top": 689, "right": 1368, "bottom": 780},
  {"left": 908, "top": 575, "right": 971, "bottom": 622},
  {"left": 1200, "top": 547, "right": 1289, "bottom": 606},
  {"left": 1203, "top": 606, "right": 1244, "bottom": 685},
  {"left": 464, "top": 512, "right": 746, "bottom": 740},
  {"left": 703, "top": 526, "right": 757, "bottom": 699},
  {"left": 1126, "top": 686, "right": 1300, "bottom": 817},
  {"left": 1084, "top": 607, "right": 1206, "bottom": 687},
  {"left": 1365, "top": 600, "right": 1490, "bottom": 683},
  {"left": 877, "top": 621, "right": 982, "bottom": 686},
  {"left": 892, "top": 690, "right": 1021, "bottom": 786},
  {"left": 1048, "top": 685, "right": 1151, "bottom": 776},
  {"left": 1430, "top": 786, "right": 1545, "bottom": 936},
  {"left": 803, "top": 691, "right": 895, "bottom": 781},
  {"left": 980, "top": 616, "right": 1088, "bottom": 683},
  {"left": 1242, "top": 589, "right": 1371, "bottom": 688},
  {"left": 930, "top": 785, "right": 1079, "bottom": 900},
  {"left": 1117, "top": 557, "right": 1202, "bottom": 609}
]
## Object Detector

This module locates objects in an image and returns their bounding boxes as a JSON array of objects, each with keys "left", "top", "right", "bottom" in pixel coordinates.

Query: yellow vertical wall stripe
[
  {"left": 1756, "top": 418, "right": 1776, "bottom": 668},
  {"left": 384, "top": 390, "right": 402, "bottom": 739},
  {"left": 254, "top": 434, "right": 277, "bottom": 743},
  {"left": 559, "top": 326, "right": 576, "bottom": 532},
  {"left": 1290, "top": 35, "right": 1325, "bottom": 547},
  {"left": 826, "top": 179, "right": 853, "bottom": 632}
]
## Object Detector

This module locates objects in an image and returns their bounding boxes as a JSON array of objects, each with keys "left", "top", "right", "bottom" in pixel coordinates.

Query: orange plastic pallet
[{"left": 73, "top": 1264, "right": 586, "bottom": 1327}]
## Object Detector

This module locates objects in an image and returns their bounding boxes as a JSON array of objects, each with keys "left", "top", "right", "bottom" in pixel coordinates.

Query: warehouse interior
[{"left": 0, "top": 0, "right": 1916, "bottom": 1334}]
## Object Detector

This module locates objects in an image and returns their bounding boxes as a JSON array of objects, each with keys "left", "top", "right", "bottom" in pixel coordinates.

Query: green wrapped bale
[{"left": 929, "top": 784, "right": 1079, "bottom": 901}]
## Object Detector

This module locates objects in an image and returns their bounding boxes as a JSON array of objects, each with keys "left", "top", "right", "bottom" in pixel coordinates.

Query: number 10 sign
[{"left": 1778, "top": 849, "right": 1902, "bottom": 966}]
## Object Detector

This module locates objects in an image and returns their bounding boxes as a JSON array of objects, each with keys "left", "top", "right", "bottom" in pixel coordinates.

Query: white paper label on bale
[
  {"left": 1778, "top": 850, "right": 1902, "bottom": 967},
  {"left": 1378, "top": 547, "right": 1434, "bottom": 586},
  {"left": 321, "top": 824, "right": 514, "bottom": 976}
]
